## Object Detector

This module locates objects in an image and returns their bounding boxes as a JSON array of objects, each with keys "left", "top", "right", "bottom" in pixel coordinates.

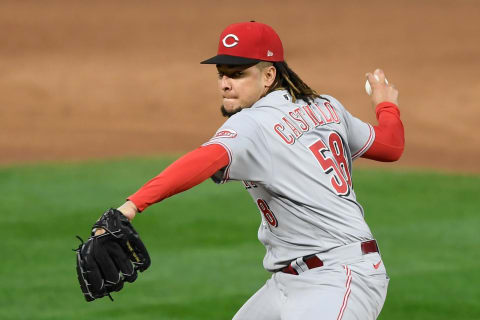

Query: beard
[{"left": 220, "top": 104, "right": 243, "bottom": 118}]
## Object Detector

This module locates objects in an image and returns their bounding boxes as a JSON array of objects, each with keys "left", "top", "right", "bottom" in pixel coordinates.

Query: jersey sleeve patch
[{"left": 212, "top": 129, "right": 238, "bottom": 139}]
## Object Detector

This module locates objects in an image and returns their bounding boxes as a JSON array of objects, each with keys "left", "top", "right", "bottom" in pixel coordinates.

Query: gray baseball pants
[{"left": 233, "top": 242, "right": 389, "bottom": 320}]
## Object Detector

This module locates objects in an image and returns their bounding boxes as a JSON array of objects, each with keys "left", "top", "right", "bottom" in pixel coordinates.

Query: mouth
[
  {"left": 222, "top": 98, "right": 240, "bottom": 108},
  {"left": 222, "top": 96, "right": 239, "bottom": 105}
]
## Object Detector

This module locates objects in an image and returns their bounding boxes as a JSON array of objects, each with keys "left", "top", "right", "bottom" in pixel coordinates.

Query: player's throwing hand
[{"left": 366, "top": 68, "right": 399, "bottom": 106}]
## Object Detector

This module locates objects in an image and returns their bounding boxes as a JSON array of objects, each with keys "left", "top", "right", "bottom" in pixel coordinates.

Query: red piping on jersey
[
  {"left": 337, "top": 265, "right": 352, "bottom": 320},
  {"left": 362, "top": 102, "right": 405, "bottom": 162},
  {"left": 128, "top": 144, "right": 229, "bottom": 212},
  {"left": 352, "top": 124, "right": 374, "bottom": 159},
  {"left": 203, "top": 141, "right": 233, "bottom": 183}
]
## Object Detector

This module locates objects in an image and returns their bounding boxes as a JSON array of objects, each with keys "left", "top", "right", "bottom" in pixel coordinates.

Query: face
[{"left": 217, "top": 63, "right": 275, "bottom": 117}]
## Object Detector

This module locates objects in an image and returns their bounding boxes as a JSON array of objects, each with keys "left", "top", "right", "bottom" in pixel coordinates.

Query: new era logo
[{"left": 267, "top": 50, "right": 274, "bottom": 57}]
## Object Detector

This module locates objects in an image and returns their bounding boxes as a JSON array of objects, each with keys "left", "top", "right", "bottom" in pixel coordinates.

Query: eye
[
  {"left": 231, "top": 71, "right": 243, "bottom": 78},
  {"left": 217, "top": 70, "right": 243, "bottom": 79}
]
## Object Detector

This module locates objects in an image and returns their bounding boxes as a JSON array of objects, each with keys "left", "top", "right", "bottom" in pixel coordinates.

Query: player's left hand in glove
[{"left": 74, "top": 208, "right": 151, "bottom": 302}]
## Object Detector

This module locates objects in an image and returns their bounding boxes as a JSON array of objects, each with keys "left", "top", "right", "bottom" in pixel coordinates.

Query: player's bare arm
[{"left": 117, "top": 200, "right": 138, "bottom": 221}]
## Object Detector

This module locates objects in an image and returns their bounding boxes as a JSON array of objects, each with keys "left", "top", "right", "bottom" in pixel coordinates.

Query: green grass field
[{"left": 1, "top": 157, "right": 479, "bottom": 320}]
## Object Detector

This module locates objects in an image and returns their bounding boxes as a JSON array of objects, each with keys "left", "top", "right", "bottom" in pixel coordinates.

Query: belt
[{"left": 280, "top": 240, "right": 379, "bottom": 275}]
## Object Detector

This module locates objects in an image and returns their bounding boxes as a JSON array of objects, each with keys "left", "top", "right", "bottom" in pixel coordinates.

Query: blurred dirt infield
[{"left": 1, "top": 0, "right": 479, "bottom": 172}]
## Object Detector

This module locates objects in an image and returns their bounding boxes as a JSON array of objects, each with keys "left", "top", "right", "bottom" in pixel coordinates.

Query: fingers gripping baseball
[{"left": 365, "top": 69, "right": 398, "bottom": 106}]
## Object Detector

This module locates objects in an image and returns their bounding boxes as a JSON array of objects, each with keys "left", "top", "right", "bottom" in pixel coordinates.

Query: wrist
[
  {"left": 376, "top": 101, "right": 398, "bottom": 109},
  {"left": 117, "top": 201, "right": 138, "bottom": 221},
  {"left": 375, "top": 102, "right": 400, "bottom": 119}
]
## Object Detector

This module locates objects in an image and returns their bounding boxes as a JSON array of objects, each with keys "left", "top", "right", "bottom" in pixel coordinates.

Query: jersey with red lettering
[{"left": 204, "top": 89, "right": 375, "bottom": 271}]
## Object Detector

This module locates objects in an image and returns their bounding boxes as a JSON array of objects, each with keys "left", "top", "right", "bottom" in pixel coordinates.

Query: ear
[{"left": 263, "top": 66, "right": 277, "bottom": 87}]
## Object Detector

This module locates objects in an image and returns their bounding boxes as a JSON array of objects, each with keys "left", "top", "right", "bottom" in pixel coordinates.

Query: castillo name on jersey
[{"left": 273, "top": 100, "right": 340, "bottom": 145}]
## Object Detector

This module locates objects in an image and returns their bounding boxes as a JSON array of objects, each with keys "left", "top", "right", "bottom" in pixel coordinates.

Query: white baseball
[{"left": 365, "top": 75, "right": 388, "bottom": 96}]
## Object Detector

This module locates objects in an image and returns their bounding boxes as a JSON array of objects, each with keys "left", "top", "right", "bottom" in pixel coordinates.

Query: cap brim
[{"left": 200, "top": 54, "right": 262, "bottom": 65}]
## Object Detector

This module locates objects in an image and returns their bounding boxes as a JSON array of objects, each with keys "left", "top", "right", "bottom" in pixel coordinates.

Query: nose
[{"left": 220, "top": 75, "right": 231, "bottom": 91}]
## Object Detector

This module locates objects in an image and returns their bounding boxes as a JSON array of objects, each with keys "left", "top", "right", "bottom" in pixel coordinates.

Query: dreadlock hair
[{"left": 258, "top": 61, "right": 323, "bottom": 103}]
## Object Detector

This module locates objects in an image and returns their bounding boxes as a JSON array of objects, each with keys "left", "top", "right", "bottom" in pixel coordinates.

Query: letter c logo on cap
[{"left": 222, "top": 34, "right": 239, "bottom": 48}]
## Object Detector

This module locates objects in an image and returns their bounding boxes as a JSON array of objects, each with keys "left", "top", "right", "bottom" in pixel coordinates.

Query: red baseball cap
[{"left": 201, "top": 21, "right": 284, "bottom": 65}]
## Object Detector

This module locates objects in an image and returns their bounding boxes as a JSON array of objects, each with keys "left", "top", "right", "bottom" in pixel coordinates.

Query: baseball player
[{"left": 103, "top": 22, "right": 404, "bottom": 319}]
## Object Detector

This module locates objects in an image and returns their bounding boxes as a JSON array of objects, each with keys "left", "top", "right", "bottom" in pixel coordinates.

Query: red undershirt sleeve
[
  {"left": 362, "top": 102, "right": 405, "bottom": 162},
  {"left": 127, "top": 144, "right": 230, "bottom": 212}
]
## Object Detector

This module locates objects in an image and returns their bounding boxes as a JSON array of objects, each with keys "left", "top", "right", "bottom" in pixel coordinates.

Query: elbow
[
  {"left": 383, "top": 137, "right": 405, "bottom": 161},
  {"left": 390, "top": 135, "right": 405, "bottom": 161},
  {"left": 384, "top": 146, "right": 404, "bottom": 162},
  {"left": 380, "top": 131, "right": 405, "bottom": 162},
  {"left": 361, "top": 141, "right": 404, "bottom": 162}
]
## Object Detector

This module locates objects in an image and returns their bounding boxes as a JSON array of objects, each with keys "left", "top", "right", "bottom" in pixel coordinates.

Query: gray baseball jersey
[{"left": 204, "top": 89, "right": 375, "bottom": 271}]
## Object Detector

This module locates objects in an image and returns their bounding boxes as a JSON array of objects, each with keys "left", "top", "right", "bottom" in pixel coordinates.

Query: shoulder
[
  {"left": 213, "top": 110, "right": 261, "bottom": 141},
  {"left": 316, "top": 95, "right": 344, "bottom": 109},
  {"left": 225, "top": 109, "right": 260, "bottom": 126},
  {"left": 315, "top": 94, "right": 349, "bottom": 118},
  {"left": 252, "top": 90, "right": 292, "bottom": 109}
]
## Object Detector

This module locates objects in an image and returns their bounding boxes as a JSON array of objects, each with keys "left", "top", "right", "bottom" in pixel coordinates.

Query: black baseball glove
[{"left": 74, "top": 208, "right": 151, "bottom": 301}]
